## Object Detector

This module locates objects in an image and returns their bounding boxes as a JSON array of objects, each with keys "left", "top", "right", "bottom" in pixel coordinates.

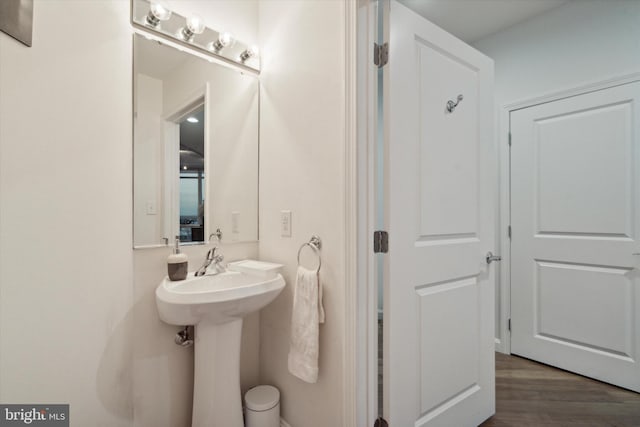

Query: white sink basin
[
  {"left": 156, "top": 270, "right": 285, "bottom": 325},
  {"left": 155, "top": 264, "right": 285, "bottom": 427}
]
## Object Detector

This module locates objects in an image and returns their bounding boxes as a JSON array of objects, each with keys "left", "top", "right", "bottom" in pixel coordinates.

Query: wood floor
[{"left": 480, "top": 353, "right": 640, "bottom": 427}]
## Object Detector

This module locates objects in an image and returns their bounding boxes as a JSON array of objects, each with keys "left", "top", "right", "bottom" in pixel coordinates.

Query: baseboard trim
[{"left": 281, "top": 418, "right": 292, "bottom": 427}]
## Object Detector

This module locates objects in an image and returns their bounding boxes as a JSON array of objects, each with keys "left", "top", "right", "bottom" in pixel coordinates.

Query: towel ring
[{"left": 297, "top": 235, "right": 322, "bottom": 273}]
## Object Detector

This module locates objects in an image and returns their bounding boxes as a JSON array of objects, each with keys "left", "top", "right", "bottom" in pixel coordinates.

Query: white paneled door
[
  {"left": 385, "top": 1, "right": 495, "bottom": 425},
  {"left": 511, "top": 82, "right": 640, "bottom": 392}
]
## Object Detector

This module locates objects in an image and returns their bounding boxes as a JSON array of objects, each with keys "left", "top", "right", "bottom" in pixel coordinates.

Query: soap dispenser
[{"left": 167, "top": 236, "right": 188, "bottom": 281}]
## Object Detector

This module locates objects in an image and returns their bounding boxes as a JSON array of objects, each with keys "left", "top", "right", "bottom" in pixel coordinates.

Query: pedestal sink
[{"left": 155, "top": 260, "right": 285, "bottom": 427}]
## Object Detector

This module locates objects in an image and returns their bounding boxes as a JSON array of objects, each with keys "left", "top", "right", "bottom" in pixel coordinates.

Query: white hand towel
[{"left": 288, "top": 266, "right": 325, "bottom": 383}]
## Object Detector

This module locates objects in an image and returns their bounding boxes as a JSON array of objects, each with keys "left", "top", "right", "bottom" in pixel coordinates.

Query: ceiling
[
  {"left": 397, "top": 0, "right": 570, "bottom": 43},
  {"left": 180, "top": 108, "right": 205, "bottom": 171}
]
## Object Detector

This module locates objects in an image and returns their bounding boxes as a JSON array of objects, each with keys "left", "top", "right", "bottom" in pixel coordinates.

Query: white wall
[
  {"left": 134, "top": 74, "right": 164, "bottom": 246},
  {"left": 473, "top": 0, "right": 640, "bottom": 347},
  {"left": 258, "top": 1, "right": 347, "bottom": 426},
  {"left": 0, "top": 1, "right": 134, "bottom": 425},
  {"left": 474, "top": 0, "right": 640, "bottom": 106},
  {"left": 0, "top": 1, "right": 261, "bottom": 426}
]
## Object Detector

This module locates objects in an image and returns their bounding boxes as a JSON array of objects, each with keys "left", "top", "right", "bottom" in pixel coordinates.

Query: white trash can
[{"left": 244, "top": 385, "right": 280, "bottom": 427}]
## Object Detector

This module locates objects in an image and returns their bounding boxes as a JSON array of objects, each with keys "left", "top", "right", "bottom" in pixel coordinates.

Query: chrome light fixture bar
[{"left": 131, "top": 0, "right": 260, "bottom": 72}]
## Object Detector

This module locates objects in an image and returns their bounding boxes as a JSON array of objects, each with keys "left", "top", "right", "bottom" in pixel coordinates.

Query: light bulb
[
  {"left": 220, "top": 32, "right": 233, "bottom": 47},
  {"left": 181, "top": 14, "right": 205, "bottom": 41},
  {"left": 146, "top": 2, "right": 172, "bottom": 27},
  {"left": 209, "top": 32, "right": 234, "bottom": 52},
  {"left": 239, "top": 45, "right": 259, "bottom": 63}
]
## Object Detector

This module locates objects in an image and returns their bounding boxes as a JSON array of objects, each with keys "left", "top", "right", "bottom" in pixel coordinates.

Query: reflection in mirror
[
  {"left": 179, "top": 106, "right": 205, "bottom": 243},
  {"left": 133, "top": 34, "right": 259, "bottom": 248}
]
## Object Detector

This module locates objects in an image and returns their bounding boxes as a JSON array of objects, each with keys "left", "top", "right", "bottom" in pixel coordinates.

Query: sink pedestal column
[{"left": 192, "top": 318, "right": 243, "bottom": 427}]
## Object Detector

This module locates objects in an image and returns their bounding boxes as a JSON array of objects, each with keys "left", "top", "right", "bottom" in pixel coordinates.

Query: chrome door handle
[{"left": 486, "top": 252, "right": 502, "bottom": 264}]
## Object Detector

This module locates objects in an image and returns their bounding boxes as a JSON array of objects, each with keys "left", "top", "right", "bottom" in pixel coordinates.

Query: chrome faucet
[{"left": 195, "top": 246, "right": 225, "bottom": 277}]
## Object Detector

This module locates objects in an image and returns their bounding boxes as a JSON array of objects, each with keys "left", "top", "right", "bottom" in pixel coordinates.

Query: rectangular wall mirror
[{"left": 133, "top": 34, "right": 259, "bottom": 248}]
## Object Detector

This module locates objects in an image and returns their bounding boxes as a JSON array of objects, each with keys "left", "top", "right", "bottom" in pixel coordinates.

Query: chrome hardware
[
  {"left": 162, "top": 237, "right": 169, "bottom": 245},
  {"left": 297, "top": 235, "right": 322, "bottom": 273},
  {"left": 486, "top": 251, "right": 502, "bottom": 264},
  {"left": 209, "top": 228, "right": 222, "bottom": 242},
  {"left": 175, "top": 326, "right": 193, "bottom": 347},
  {"left": 195, "top": 246, "right": 225, "bottom": 277},
  {"left": 446, "top": 94, "right": 464, "bottom": 113}
]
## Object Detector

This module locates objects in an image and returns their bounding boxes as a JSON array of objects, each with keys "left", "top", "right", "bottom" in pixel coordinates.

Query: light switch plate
[
  {"left": 281, "top": 210, "right": 292, "bottom": 237},
  {"left": 232, "top": 211, "right": 240, "bottom": 234}
]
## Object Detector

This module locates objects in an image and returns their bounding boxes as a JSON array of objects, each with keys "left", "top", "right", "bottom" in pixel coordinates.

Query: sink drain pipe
[{"left": 175, "top": 326, "right": 194, "bottom": 347}]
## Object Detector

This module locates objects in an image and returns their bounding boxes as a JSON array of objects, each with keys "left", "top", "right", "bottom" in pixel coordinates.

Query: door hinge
[
  {"left": 508, "top": 319, "right": 511, "bottom": 332},
  {"left": 508, "top": 132, "right": 512, "bottom": 146},
  {"left": 374, "top": 42, "right": 389, "bottom": 68},
  {"left": 374, "top": 230, "right": 389, "bottom": 253},
  {"left": 508, "top": 225, "right": 512, "bottom": 239},
  {"left": 374, "top": 417, "right": 389, "bottom": 427}
]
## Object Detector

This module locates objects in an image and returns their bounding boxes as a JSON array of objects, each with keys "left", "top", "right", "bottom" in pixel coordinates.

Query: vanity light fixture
[
  {"left": 132, "top": 0, "right": 261, "bottom": 72},
  {"left": 209, "top": 32, "right": 233, "bottom": 53},
  {"left": 186, "top": 117, "right": 199, "bottom": 123},
  {"left": 145, "top": 1, "right": 172, "bottom": 28},
  {"left": 239, "top": 45, "right": 259, "bottom": 63},
  {"left": 180, "top": 14, "right": 205, "bottom": 41},
  {"left": 183, "top": 165, "right": 188, "bottom": 170}
]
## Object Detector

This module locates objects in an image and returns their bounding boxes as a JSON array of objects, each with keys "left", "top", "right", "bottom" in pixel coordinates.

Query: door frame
[
  {"left": 346, "top": 0, "right": 369, "bottom": 426},
  {"left": 352, "top": 0, "right": 379, "bottom": 426},
  {"left": 162, "top": 86, "right": 208, "bottom": 247},
  {"left": 496, "top": 70, "right": 640, "bottom": 355}
]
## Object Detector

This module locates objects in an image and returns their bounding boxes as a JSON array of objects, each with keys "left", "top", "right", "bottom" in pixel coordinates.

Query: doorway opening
[
  {"left": 356, "top": 1, "right": 640, "bottom": 426},
  {"left": 178, "top": 105, "right": 205, "bottom": 243}
]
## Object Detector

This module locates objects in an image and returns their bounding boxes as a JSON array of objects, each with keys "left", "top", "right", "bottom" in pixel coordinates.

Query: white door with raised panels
[
  {"left": 384, "top": 1, "right": 495, "bottom": 425},
  {"left": 511, "top": 82, "right": 640, "bottom": 392}
]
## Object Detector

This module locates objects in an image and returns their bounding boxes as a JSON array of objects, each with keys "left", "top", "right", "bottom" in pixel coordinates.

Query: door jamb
[
  {"left": 344, "top": 0, "right": 360, "bottom": 426},
  {"left": 496, "top": 70, "right": 640, "bottom": 355},
  {"left": 352, "top": 0, "right": 379, "bottom": 425}
]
